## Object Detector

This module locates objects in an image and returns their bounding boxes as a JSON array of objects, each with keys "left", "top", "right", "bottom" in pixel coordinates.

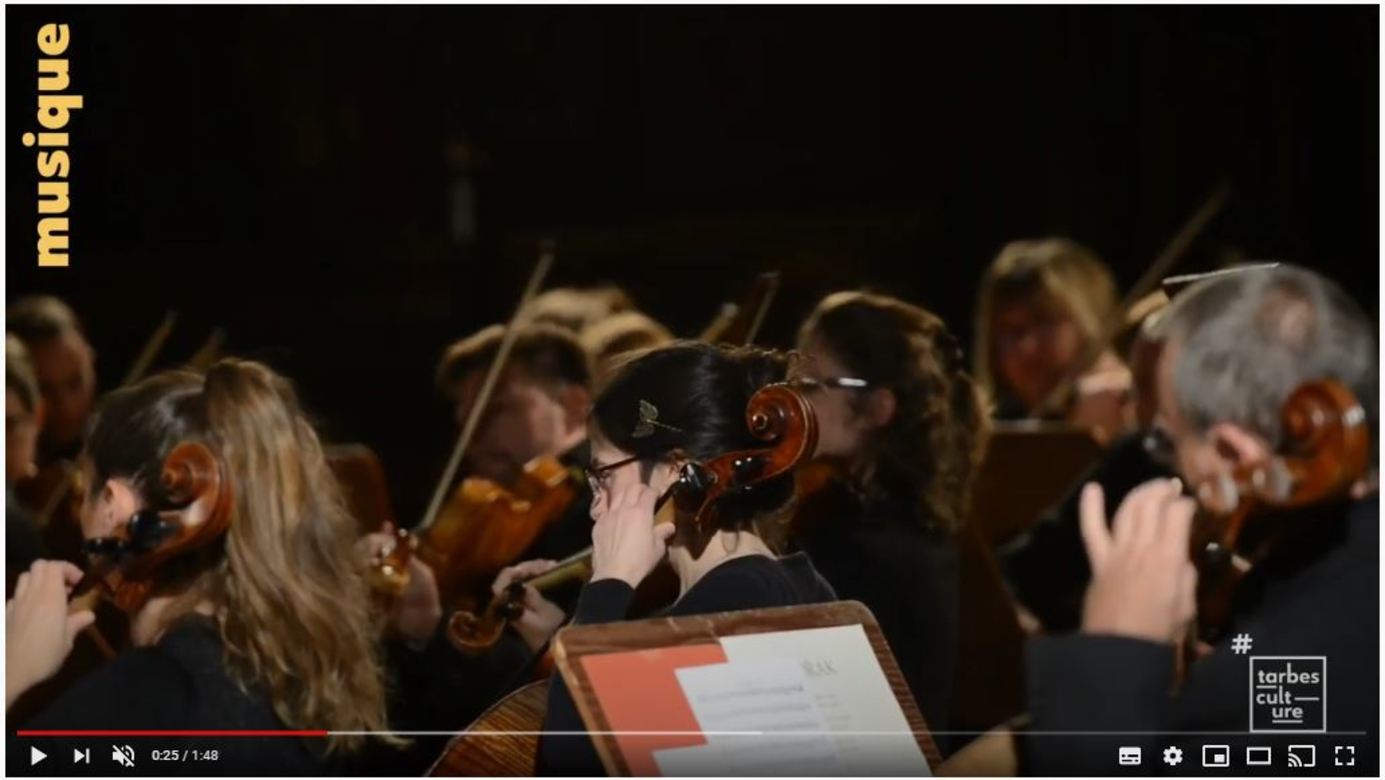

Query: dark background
[{"left": 7, "top": 5, "right": 1378, "bottom": 522}]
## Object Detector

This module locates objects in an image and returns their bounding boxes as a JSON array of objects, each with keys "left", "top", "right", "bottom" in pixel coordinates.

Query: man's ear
[
  {"left": 863, "top": 388, "right": 898, "bottom": 430},
  {"left": 558, "top": 384, "right": 592, "bottom": 432},
  {"left": 1205, "top": 422, "right": 1271, "bottom": 469}
]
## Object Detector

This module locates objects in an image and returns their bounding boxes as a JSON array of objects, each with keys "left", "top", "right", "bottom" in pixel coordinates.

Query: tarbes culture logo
[{"left": 25, "top": 23, "right": 83, "bottom": 267}]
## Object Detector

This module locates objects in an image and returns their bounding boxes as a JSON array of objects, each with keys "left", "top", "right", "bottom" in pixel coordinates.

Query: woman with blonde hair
[
  {"left": 5, "top": 359, "right": 397, "bottom": 772},
  {"left": 973, "top": 238, "right": 1133, "bottom": 438}
]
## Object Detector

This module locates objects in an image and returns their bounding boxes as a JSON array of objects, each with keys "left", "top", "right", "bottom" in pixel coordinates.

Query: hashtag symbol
[{"left": 1231, "top": 633, "right": 1253, "bottom": 654}]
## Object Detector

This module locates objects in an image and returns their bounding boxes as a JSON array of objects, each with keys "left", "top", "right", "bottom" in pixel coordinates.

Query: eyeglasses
[
  {"left": 583, "top": 454, "right": 641, "bottom": 497},
  {"left": 791, "top": 376, "right": 871, "bottom": 393}
]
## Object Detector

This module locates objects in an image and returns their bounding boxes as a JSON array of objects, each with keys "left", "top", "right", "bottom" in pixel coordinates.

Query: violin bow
[
  {"left": 415, "top": 241, "right": 557, "bottom": 534},
  {"left": 698, "top": 271, "right": 781, "bottom": 346},
  {"left": 120, "top": 310, "right": 178, "bottom": 387},
  {"left": 185, "top": 327, "right": 227, "bottom": 373},
  {"left": 1034, "top": 181, "right": 1231, "bottom": 419}
]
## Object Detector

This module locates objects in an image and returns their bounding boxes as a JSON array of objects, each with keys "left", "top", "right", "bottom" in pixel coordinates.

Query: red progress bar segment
[{"left": 17, "top": 730, "right": 328, "bottom": 737}]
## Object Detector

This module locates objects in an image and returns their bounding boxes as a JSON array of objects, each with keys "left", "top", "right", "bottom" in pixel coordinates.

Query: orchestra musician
[
  {"left": 578, "top": 309, "right": 675, "bottom": 383},
  {"left": 1023, "top": 264, "right": 1378, "bottom": 773},
  {"left": 7, "top": 296, "right": 98, "bottom": 467},
  {"left": 4, "top": 360, "right": 399, "bottom": 774},
  {"left": 435, "top": 322, "right": 596, "bottom": 563},
  {"left": 504, "top": 342, "right": 837, "bottom": 774},
  {"left": 521, "top": 285, "right": 635, "bottom": 335},
  {"left": 973, "top": 238, "right": 1134, "bottom": 440},
  {"left": 7, "top": 335, "right": 47, "bottom": 596},
  {"left": 789, "top": 291, "right": 988, "bottom": 747}
]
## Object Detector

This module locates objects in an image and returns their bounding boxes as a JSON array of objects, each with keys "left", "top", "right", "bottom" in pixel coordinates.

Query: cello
[
  {"left": 937, "top": 377, "right": 1373, "bottom": 776},
  {"left": 428, "top": 381, "right": 820, "bottom": 776}
]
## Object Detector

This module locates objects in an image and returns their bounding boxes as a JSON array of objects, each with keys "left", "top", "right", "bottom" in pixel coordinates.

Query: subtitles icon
[
  {"left": 112, "top": 745, "right": 135, "bottom": 768},
  {"left": 1246, "top": 746, "right": 1272, "bottom": 766},
  {"left": 1202, "top": 745, "right": 1230, "bottom": 767},
  {"left": 1118, "top": 747, "right": 1142, "bottom": 766},
  {"left": 1287, "top": 745, "right": 1316, "bottom": 768}
]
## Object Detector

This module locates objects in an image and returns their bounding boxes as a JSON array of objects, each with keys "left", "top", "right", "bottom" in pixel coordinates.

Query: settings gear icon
[{"left": 1162, "top": 746, "right": 1184, "bottom": 766}]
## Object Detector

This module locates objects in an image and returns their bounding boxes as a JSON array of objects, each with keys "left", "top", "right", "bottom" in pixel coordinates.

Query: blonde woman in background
[{"left": 973, "top": 238, "right": 1134, "bottom": 441}]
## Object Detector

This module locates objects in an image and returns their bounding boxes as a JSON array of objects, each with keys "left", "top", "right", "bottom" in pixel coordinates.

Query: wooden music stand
[{"left": 553, "top": 600, "right": 942, "bottom": 776}]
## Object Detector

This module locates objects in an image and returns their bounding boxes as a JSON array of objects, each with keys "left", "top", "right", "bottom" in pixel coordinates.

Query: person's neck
[
  {"left": 671, "top": 531, "right": 774, "bottom": 596},
  {"left": 131, "top": 593, "right": 216, "bottom": 647}
]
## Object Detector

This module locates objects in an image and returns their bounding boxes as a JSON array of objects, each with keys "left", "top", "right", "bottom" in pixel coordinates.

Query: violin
[
  {"left": 935, "top": 378, "right": 1372, "bottom": 778},
  {"left": 1034, "top": 183, "right": 1231, "bottom": 437},
  {"left": 368, "top": 243, "right": 563, "bottom": 608},
  {"left": 1187, "top": 378, "right": 1370, "bottom": 643},
  {"left": 445, "top": 381, "right": 820, "bottom": 652}
]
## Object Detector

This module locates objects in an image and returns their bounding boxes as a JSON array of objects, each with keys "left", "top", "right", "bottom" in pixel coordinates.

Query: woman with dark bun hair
[{"left": 507, "top": 341, "right": 836, "bottom": 774}]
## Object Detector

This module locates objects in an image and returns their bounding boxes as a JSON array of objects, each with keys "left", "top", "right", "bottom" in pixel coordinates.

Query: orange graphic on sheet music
[{"left": 579, "top": 643, "right": 728, "bottom": 776}]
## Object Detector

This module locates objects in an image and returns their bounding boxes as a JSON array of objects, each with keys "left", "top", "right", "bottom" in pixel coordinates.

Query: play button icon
[{"left": 30, "top": 746, "right": 46, "bottom": 765}]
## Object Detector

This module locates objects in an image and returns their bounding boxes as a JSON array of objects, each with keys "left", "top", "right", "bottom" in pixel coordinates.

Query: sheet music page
[
  {"left": 652, "top": 657, "right": 843, "bottom": 776},
  {"left": 718, "top": 624, "right": 933, "bottom": 776}
]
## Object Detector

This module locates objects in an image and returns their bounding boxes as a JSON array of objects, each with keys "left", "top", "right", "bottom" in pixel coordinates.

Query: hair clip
[{"left": 632, "top": 399, "right": 683, "bottom": 438}]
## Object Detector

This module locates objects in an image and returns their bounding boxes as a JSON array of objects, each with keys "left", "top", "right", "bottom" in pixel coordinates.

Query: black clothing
[
  {"left": 537, "top": 553, "right": 836, "bottom": 775},
  {"left": 6, "top": 489, "right": 45, "bottom": 597},
  {"left": 348, "top": 628, "right": 535, "bottom": 775},
  {"left": 789, "top": 480, "right": 960, "bottom": 748},
  {"left": 1000, "top": 431, "right": 1172, "bottom": 631},
  {"left": 9, "top": 618, "right": 328, "bottom": 776},
  {"left": 1024, "top": 495, "right": 1379, "bottom": 776}
]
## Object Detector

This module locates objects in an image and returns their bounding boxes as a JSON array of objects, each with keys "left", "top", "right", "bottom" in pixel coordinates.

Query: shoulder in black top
[
  {"left": 789, "top": 480, "right": 960, "bottom": 747},
  {"left": 537, "top": 552, "right": 836, "bottom": 775},
  {"left": 999, "top": 431, "right": 1171, "bottom": 631},
  {"left": 10, "top": 617, "right": 327, "bottom": 776}
]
